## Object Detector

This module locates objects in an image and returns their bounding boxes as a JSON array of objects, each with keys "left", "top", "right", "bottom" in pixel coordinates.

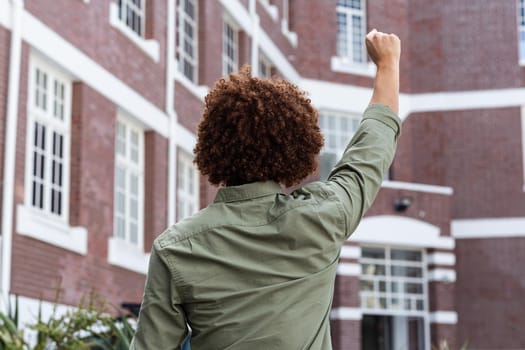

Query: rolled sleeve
[
  {"left": 130, "top": 245, "right": 188, "bottom": 350},
  {"left": 327, "top": 104, "right": 401, "bottom": 238}
]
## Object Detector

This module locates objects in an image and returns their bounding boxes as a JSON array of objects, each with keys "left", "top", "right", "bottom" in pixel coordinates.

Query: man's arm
[
  {"left": 327, "top": 30, "right": 401, "bottom": 238},
  {"left": 367, "top": 29, "right": 401, "bottom": 113},
  {"left": 130, "top": 245, "right": 188, "bottom": 350}
]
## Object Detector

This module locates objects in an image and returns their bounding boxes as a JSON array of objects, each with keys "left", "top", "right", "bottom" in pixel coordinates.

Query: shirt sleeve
[
  {"left": 326, "top": 104, "right": 401, "bottom": 238},
  {"left": 130, "top": 244, "right": 188, "bottom": 350}
]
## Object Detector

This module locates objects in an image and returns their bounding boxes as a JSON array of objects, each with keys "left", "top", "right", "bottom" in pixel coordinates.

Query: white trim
[
  {"left": 174, "top": 68, "right": 209, "bottom": 101},
  {"left": 108, "top": 2, "right": 160, "bottom": 62},
  {"left": 280, "top": 0, "right": 298, "bottom": 47},
  {"left": 175, "top": 123, "right": 197, "bottom": 154},
  {"left": 351, "top": 216, "right": 455, "bottom": 249},
  {"left": 299, "top": 78, "right": 412, "bottom": 120},
  {"left": 522, "top": 106, "right": 525, "bottom": 192},
  {"left": 16, "top": 204, "right": 88, "bottom": 255},
  {"left": 166, "top": 0, "right": 177, "bottom": 226},
  {"left": 257, "top": 0, "right": 278, "bottom": 21},
  {"left": 20, "top": 8, "right": 169, "bottom": 137},
  {"left": 1, "top": 0, "right": 24, "bottom": 300},
  {"left": 429, "top": 311, "right": 458, "bottom": 324},
  {"left": 381, "top": 181, "right": 454, "bottom": 195},
  {"left": 107, "top": 237, "right": 150, "bottom": 274},
  {"left": 0, "top": 0, "right": 10, "bottom": 28},
  {"left": 331, "top": 57, "right": 376, "bottom": 77},
  {"left": 427, "top": 252, "right": 455, "bottom": 266},
  {"left": 452, "top": 217, "right": 525, "bottom": 238},
  {"left": 337, "top": 262, "right": 361, "bottom": 276},
  {"left": 281, "top": 19, "right": 298, "bottom": 47},
  {"left": 330, "top": 307, "right": 363, "bottom": 320},
  {"left": 340, "top": 245, "right": 361, "bottom": 259},
  {"left": 427, "top": 268, "right": 456, "bottom": 282},
  {"left": 410, "top": 88, "right": 525, "bottom": 113}
]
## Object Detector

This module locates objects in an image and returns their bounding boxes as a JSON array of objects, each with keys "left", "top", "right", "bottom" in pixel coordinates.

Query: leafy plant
[
  {"left": 0, "top": 295, "right": 27, "bottom": 350},
  {"left": 432, "top": 339, "right": 469, "bottom": 350}
]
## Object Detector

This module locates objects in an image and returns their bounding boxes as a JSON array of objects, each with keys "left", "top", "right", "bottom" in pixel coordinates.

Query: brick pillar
[
  {"left": 331, "top": 242, "right": 362, "bottom": 350},
  {"left": 238, "top": 30, "right": 251, "bottom": 69},
  {"left": 427, "top": 248, "right": 458, "bottom": 349},
  {"left": 144, "top": 131, "right": 169, "bottom": 251},
  {"left": 70, "top": 82, "right": 117, "bottom": 259}
]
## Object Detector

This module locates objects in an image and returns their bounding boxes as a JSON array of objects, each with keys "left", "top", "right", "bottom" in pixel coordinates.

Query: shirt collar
[{"left": 213, "top": 181, "right": 283, "bottom": 203}]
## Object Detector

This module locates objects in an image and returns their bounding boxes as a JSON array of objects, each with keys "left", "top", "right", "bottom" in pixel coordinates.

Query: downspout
[
  {"left": 249, "top": 0, "right": 259, "bottom": 76},
  {"left": 166, "top": 0, "right": 177, "bottom": 226},
  {"left": 1, "top": 0, "right": 24, "bottom": 302}
]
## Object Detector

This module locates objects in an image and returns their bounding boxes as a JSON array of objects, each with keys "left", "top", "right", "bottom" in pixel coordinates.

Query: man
[{"left": 130, "top": 29, "right": 401, "bottom": 349}]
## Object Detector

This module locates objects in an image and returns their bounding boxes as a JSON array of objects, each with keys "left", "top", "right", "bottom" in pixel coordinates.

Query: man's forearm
[{"left": 369, "top": 64, "right": 399, "bottom": 114}]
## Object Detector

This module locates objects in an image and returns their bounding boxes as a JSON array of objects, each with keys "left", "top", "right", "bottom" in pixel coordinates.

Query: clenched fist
[{"left": 365, "top": 29, "right": 401, "bottom": 68}]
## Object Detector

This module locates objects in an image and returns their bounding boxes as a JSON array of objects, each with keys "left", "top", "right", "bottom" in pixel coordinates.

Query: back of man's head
[{"left": 194, "top": 65, "right": 324, "bottom": 187}]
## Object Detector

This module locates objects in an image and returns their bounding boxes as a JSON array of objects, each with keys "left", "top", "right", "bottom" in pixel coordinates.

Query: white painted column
[
  {"left": 166, "top": 0, "right": 177, "bottom": 226},
  {"left": 1, "top": 0, "right": 24, "bottom": 304},
  {"left": 249, "top": 0, "right": 259, "bottom": 76}
]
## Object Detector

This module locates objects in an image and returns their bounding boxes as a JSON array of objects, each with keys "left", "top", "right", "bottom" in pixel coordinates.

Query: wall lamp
[{"left": 393, "top": 196, "right": 413, "bottom": 212}]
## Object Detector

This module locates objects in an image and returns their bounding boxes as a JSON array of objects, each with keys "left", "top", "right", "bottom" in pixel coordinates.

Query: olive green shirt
[{"left": 130, "top": 104, "right": 401, "bottom": 350}]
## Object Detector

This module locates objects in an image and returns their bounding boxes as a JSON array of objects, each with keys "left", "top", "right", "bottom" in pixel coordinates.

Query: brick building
[{"left": 0, "top": 0, "right": 523, "bottom": 349}]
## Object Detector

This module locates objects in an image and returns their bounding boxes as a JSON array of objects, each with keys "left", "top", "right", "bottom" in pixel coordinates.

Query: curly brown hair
[{"left": 194, "top": 66, "right": 324, "bottom": 187}]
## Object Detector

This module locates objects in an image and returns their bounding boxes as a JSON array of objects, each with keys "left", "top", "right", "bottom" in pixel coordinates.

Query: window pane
[
  {"left": 362, "top": 263, "right": 385, "bottom": 276},
  {"left": 391, "top": 265, "right": 422, "bottom": 278},
  {"left": 391, "top": 249, "right": 422, "bottom": 262},
  {"left": 362, "top": 247, "right": 385, "bottom": 259}
]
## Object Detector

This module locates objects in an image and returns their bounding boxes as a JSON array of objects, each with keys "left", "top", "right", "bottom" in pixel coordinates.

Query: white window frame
[
  {"left": 280, "top": 0, "right": 298, "bottom": 46},
  {"left": 258, "top": 53, "right": 272, "bottom": 78},
  {"left": 109, "top": 1, "right": 160, "bottom": 62},
  {"left": 332, "top": 0, "right": 375, "bottom": 77},
  {"left": 177, "top": 149, "right": 200, "bottom": 221},
  {"left": 177, "top": 0, "right": 199, "bottom": 83},
  {"left": 319, "top": 110, "right": 361, "bottom": 180},
  {"left": 117, "top": 0, "right": 146, "bottom": 37},
  {"left": 108, "top": 113, "right": 149, "bottom": 274},
  {"left": 17, "top": 53, "right": 87, "bottom": 255},
  {"left": 518, "top": 0, "right": 525, "bottom": 65},
  {"left": 222, "top": 17, "right": 239, "bottom": 76},
  {"left": 522, "top": 106, "right": 525, "bottom": 191},
  {"left": 359, "top": 245, "right": 430, "bottom": 350}
]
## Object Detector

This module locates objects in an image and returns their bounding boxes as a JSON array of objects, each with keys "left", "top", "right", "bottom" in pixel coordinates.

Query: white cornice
[{"left": 452, "top": 217, "right": 525, "bottom": 239}]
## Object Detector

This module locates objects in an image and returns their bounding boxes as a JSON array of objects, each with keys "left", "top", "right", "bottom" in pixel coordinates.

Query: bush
[{"left": 0, "top": 293, "right": 136, "bottom": 350}]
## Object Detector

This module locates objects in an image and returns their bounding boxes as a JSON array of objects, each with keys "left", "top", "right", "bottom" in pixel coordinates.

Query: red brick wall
[
  {"left": 331, "top": 319, "right": 360, "bottom": 350},
  {"left": 409, "top": 0, "right": 519, "bottom": 93},
  {"left": 395, "top": 108, "right": 525, "bottom": 219},
  {"left": 25, "top": 0, "right": 167, "bottom": 109},
  {"left": 456, "top": 238, "right": 525, "bottom": 349},
  {"left": 289, "top": 0, "right": 411, "bottom": 91},
  {"left": 0, "top": 27, "right": 9, "bottom": 217},
  {"left": 174, "top": 82, "right": 204, "bottom": 133},
  {"left": 199, "top": 0, "right": 223, "bottom": 86},
  {"left": 144, "top": 131, "right": 168, "bottom": 251},
  {"left": 366, "top": 187, "right": 452, "bottom": 236},
  {"left": 11, "top": 65, "right": 146, "bottom": 308}
]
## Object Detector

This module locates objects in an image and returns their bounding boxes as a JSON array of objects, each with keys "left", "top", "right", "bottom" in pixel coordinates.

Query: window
[
  {"left": 26, "top": 61, "right": 71, "bottom": 220},
  {"left": 222, "top": 20, "right": 238, "bottom": 76},
  {"left": 177, "top": 150, "right": 199, "bottom": 221},
  {"left": 177, "top": 0, "right": 198, "bottom": 82},
  {"left": 360, "top": 246, "right": 428, "bottom": 350},
  {"left": 319, "top": 111, "right": 360, "bottom": 180},
  {"left": 258, "top": 54, "right": 272, "bottom": 78},
  {"left": 336, "top": 0, "right": 367, "bottom": 64},
  {"left": 117, "top": 0, "right": 146, "bottom": 37},
  {"left": 114, "top": 117, "right": 144, "bottom": 248},
  {"left": 518, "top": 0, "right": 525, "bottom": 63}
]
